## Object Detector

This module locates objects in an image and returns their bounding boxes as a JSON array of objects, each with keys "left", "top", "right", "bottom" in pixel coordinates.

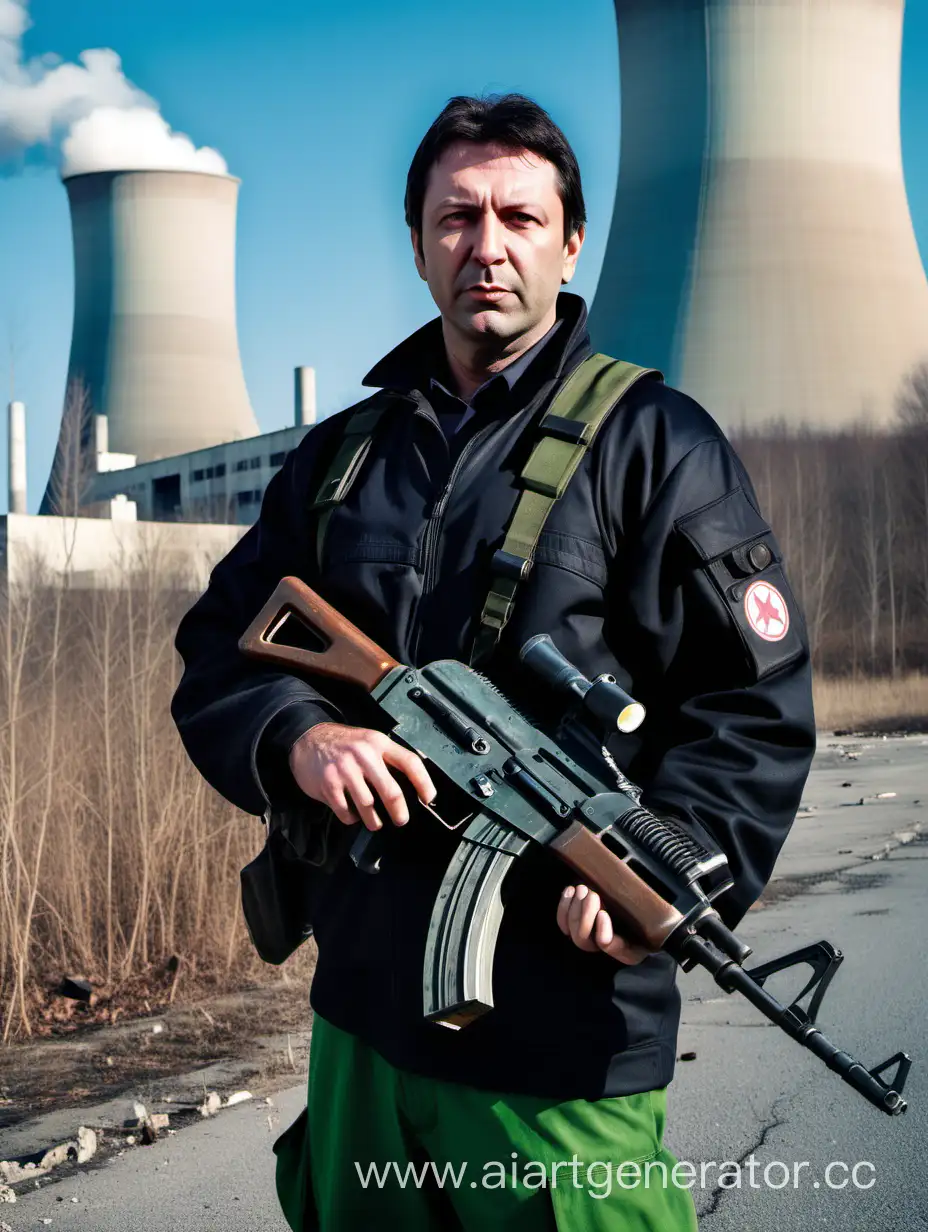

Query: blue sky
[{"left": 2, "top": 0, "right": 928, "bottom": 511}]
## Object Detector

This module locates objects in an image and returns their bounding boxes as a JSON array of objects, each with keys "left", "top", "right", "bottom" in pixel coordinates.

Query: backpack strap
[
  {"left": 308, "top": 393, "right": 399, "bottom": 572},
  {"left": 470, "top": 354, "right": 659, "bottom": 667}
]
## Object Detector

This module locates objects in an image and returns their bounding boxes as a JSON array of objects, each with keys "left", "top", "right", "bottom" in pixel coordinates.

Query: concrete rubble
[
  {"left": 123, "top": 1101, "right": 149, "bottom": 1129},
  {"left": 0, "top": 1126, "right": 96, "bottom": 1185},
  {"left": 0, "top": 1082, "right": 251, "bottom": 1179},
  {"left": 75, "top": 1127, "right": 97, "bottom": 1164},
  {"left": 198, "top": 1091, "right": 222, "bottom": 1118}
]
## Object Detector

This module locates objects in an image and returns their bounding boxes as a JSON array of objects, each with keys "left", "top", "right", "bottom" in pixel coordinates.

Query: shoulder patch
[
  {"left": 675, "top": 487, "right": 806, "bottom": 681},
  {"left": 743, "top": 579, "right": 789, "bottom": 643}
]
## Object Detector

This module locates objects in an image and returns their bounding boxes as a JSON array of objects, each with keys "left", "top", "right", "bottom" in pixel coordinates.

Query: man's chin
[{"left": 458, "top": 306, "right": 519, "bottom": 339}]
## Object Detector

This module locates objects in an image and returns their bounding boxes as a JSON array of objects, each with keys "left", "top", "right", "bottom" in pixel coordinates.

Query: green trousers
[{"left": 274, "top": 1014, "right": 698, "bottom": 1231}]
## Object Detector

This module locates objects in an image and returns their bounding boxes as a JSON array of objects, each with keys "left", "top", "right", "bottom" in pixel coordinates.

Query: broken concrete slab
[
  {"left": 1, "top": 1126, "right": 97, "bottom": 1188},
  {"left": 123, "top": 1101, "right": 148, "bottom": 1129},
  {"left": 74, "top": 1127, "right": 97, "bottom": 1164},
  {"left": 0, "top": 1158, "right": 38, "bottom": 1184},
  {"left": 198, "top": 1091, "right": 221, "bottom": 1118},
  {"left": 38, "top": 1141, "right": 71, "bottom": 1171}
]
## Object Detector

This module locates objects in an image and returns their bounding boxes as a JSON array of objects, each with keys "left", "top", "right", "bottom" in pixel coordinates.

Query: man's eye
[{"left": 511, "top": 213, "right": 536, "bottom": 224}]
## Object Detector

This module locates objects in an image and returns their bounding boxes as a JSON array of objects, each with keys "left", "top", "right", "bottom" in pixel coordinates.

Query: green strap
[
  {"left": 310, "top": 396, "right": 395, "bottom": 571},
  {"left": 470, "top": 354, "right": 659, "bottom": 666}
]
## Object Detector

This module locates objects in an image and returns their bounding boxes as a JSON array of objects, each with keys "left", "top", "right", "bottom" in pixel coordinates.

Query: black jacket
[{"left": 171, "top": 293, "right": 816, "bottom": 1100}]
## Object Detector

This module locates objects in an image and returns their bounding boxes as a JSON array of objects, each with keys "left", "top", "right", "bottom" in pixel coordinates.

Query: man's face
[{"left": 412, "top": 140, "right": 584, "bottom": 350}]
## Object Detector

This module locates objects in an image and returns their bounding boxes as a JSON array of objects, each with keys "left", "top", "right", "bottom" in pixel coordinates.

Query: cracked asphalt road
[
  {"left": 668, "top": 735, "right": 927, "bottom": 1230},
  {"left": 6, "top": 736, "right": 926, "bottom": 1230}
]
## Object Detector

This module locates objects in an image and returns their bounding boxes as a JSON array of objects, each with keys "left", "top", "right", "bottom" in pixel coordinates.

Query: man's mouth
[{"left": 465, "top": 286, "right": 510, "bottom": 301}]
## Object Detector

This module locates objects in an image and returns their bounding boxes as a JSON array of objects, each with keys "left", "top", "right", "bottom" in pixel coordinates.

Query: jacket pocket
[
  {"left": 320, "top": 524, "right": 422, "bottom": 648},
  {"left": 324, "top": 530, "right": 420, "bottom": 569},
  {"left": 675, "top": 487, "right": 806, "bottom": 681}
]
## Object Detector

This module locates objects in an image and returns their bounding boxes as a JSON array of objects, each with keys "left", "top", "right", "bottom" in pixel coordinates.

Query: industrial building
[
  {"left": 0, "top": 509, "right": 245, "bottom": 591},
  {"left": 89, "top": 364, "right": 317, "bottom": 524},
  {"left": 589, "top": 0, "right": 928, "bottom": 431},
  {"left": 2, "top": 363, "right": 316, "bottom": 583}
]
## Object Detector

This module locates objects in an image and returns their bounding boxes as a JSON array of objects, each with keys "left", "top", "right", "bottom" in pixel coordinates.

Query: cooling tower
[
  {"left": 589, "top": 0, "right": 928, "bottom": 430},
  {"left": 41, "top": 169, "right": 258, "bottom": 511}
]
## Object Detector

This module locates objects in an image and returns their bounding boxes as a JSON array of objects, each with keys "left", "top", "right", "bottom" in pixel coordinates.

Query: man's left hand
[{"left": 557, "top": 885, "right": 653, "bottom": 965}]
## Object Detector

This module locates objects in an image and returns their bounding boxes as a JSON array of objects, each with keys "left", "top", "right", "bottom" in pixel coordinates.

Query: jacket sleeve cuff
[{"left": 252, "top": 697, "right": 342, "bottom": 812}]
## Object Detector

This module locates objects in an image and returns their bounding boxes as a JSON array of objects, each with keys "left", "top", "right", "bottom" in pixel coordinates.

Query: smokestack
[
  {"left": 590, "top": 0, "right": 928, "bottom": 430},
  {"left": 7, "top": 401, "right": 26, "bottom": 515},
  {"left": 295, "top": 366, "right": 317, "bottom": 427},
  {"left": 41, "top": 168, "right": 259, "bottom": 512},
  {"left": 93, "top": 414, "right": 108, "bottom": 456}
]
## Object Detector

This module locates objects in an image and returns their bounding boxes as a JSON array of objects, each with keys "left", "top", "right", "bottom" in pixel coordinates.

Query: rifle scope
[{"left": 520, "top": 634, "right": 645, "bottom": 733}]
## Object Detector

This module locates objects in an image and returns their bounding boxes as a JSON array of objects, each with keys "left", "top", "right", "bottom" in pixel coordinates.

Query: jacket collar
[{"left": 361, "top": 291, "right": 592, "bottom": 396}]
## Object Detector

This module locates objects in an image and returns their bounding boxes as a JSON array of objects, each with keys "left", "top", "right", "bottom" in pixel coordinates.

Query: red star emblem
[
  {"left": 744, "top": 581, "right": 789, "bottom": 642},
  {"left": 754, "top": 591, "right": 782, "bottom": 632}
]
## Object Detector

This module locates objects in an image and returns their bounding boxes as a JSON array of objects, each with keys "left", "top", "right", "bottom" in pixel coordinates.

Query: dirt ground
[{"left": 0, "top": 977, "right": 315, "bottom": 1138}]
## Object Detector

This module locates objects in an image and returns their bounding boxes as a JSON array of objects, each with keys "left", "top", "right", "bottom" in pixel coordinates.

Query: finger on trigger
[
  {"left": 366, "top": 762, "right": 409, "bottom": 826},
  {"left": 384, "top": 743, "right": 436, "bottom": 805}
]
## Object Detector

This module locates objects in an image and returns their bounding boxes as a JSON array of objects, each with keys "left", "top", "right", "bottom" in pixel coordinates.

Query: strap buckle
[
  {"left": 539, "top": 413, "right": 590, "bottom": 445},
  {"left": 492, "top": 548, "right": 533, "bottom": 582}
]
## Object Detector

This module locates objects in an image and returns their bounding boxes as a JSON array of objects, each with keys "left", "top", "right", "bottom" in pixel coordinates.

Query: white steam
[
  {"left": 0, "top": 0, "right": 228, "bottom": 176},
  {"left": 62, "top": 107, "right": 227, "bottom": 177}
]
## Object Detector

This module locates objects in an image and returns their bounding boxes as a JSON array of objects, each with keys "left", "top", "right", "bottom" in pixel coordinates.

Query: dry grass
[
  {"left": 0, "top": 547, "right": 304, "bottom": 1044},
  {"left": 813, "top": 671, "right": 928, "bottom": 733}
]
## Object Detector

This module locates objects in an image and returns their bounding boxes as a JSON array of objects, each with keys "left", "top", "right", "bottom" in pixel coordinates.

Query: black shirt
[{"left": 429, "top": 319, "right": 564, "bottom": 443}]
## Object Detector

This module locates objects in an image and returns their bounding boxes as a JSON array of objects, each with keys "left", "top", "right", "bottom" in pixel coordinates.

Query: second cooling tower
[
  {"left": 590, "top": 0, "right": 928, "bottom": 430},
  {"left": 49, "top": 169, "right": 258, "bottom": 487}
]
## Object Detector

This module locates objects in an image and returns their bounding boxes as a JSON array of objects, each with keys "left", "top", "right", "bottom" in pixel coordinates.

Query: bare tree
[
  {"left": 896, "top": 361, "right": 928, "bottom": 432},
  {"left": 44, "top": 375, "right": 96, "bottom": 518},
  {"left": 896, "top": 363, "right": 928, "bottom": 618}
]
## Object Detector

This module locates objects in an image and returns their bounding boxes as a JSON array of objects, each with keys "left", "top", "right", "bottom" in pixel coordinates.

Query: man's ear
[
  {"left": 561, "top": 223, "right": 585, "bottom": 285},
  {"left": 411, "top": 229, "right": 427, "bottom": 281}
]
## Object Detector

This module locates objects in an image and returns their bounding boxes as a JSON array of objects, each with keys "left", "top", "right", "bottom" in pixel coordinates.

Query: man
[{"left": 172, "top": 94, "right": 816, "bottom": 1230}]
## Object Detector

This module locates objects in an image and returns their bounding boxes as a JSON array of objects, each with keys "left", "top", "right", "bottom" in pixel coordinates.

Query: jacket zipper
[{"left": 413, "top": 425, "right": 492, "bottom": 664}]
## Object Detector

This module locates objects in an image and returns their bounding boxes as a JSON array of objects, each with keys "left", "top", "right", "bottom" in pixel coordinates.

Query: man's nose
[{"left": 471, "top": 212, "right": 506, "bottom": 267}]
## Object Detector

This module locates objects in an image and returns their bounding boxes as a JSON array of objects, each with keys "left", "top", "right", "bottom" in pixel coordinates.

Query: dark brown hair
[{"left": 405, "top": 93, "right": 586, "bottom": 250}]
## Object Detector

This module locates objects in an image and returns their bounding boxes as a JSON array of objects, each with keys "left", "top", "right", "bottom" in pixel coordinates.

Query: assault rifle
[{"left": 240, "top": 575, "right": 911, "bottom": 1117}]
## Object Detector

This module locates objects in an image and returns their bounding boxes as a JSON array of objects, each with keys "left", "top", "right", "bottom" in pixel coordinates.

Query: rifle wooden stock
[
  {"left": 239, "top": 576, "right": 400, "bottom": 691},
  {"left": 550, "top": 822, "right": 684, "bottom": 951}
]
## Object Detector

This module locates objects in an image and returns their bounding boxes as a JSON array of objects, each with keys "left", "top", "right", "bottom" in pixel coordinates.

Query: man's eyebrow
[{"left": 431, "top": 199, "right": 545, "bottom": 213}]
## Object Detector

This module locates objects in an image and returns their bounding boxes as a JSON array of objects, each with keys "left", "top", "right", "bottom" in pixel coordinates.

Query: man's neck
[{"left": 441, "top": 307, "right": 557, "bottom": 403}]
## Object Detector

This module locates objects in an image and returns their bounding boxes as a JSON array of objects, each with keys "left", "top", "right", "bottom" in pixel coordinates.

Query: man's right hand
[{"left": 288, "top": 722, "right": 436, "bottom": 832}]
